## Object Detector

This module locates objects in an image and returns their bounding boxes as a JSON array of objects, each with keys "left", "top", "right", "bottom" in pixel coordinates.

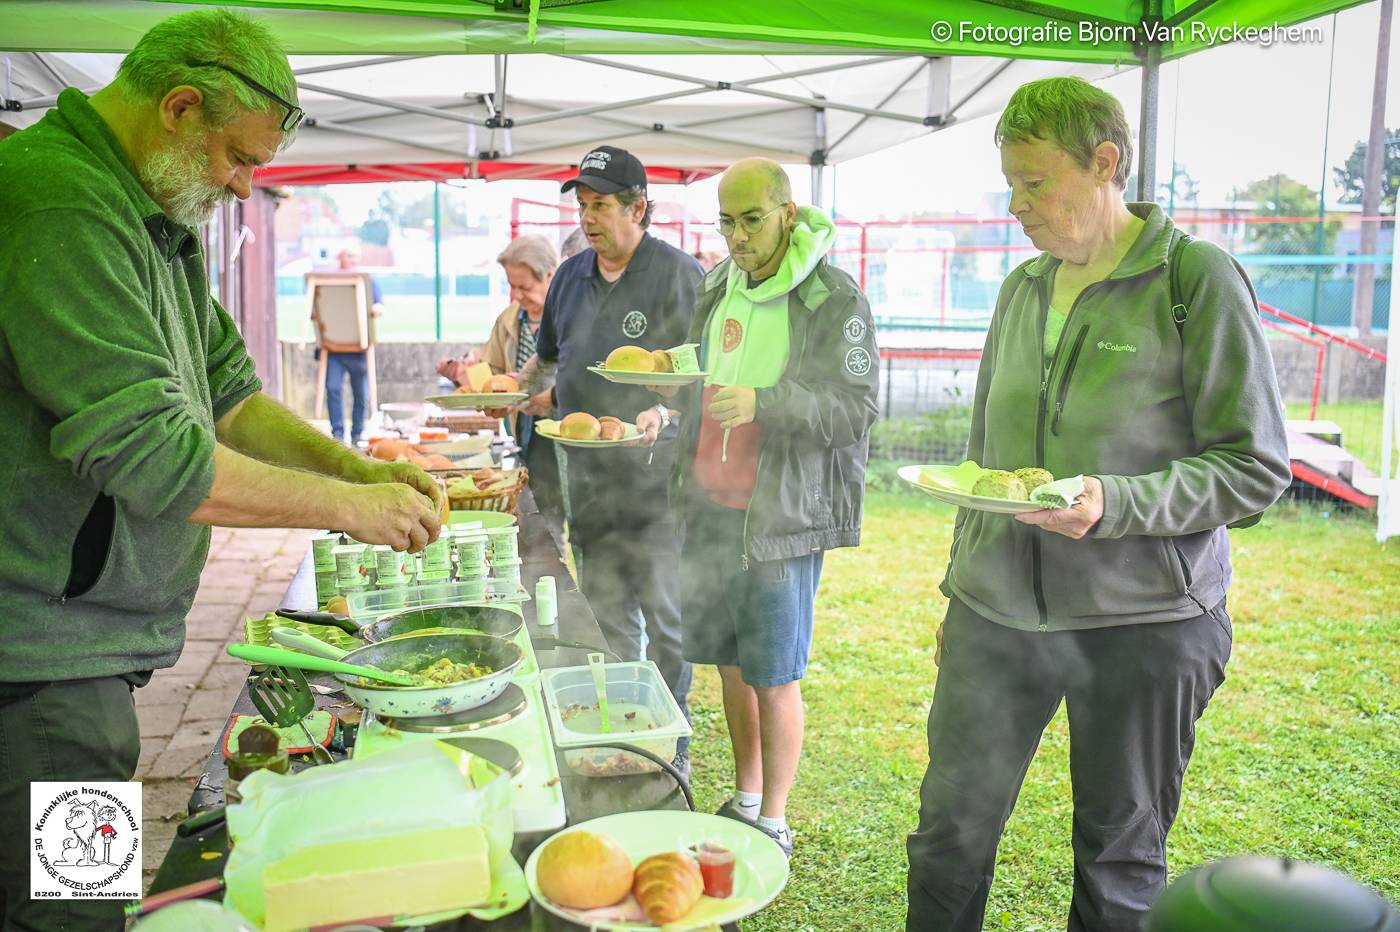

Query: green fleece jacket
[
  {"left": 0, "top": 89, "right": 261, "bottom": 683},
  {"left": 946, "top": 203, "right": 1290, "bottom": 631}
]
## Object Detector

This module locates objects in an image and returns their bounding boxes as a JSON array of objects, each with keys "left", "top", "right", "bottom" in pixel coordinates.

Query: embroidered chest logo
[
  {"left": 622, "top": 310, "right": 648, "bottom": 338},
  {"left": 842, "top": 315, "right": 867, "bottom": 344},
  {"left": 1096, "top": 340, "right": 1138, "bottom": 353},
  {"left": 845, "top": 346, "right": 872, "bottom": 377},
  {"left": 722, "top": 318, "right": 743, "bottom": 353}
]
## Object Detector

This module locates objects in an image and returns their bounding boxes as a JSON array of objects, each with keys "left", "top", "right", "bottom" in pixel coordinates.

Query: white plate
[
  {"left": 427, "top": 393, "right": 528, "bottom": 410},
  {"left": 524, "top": 810, "right": 790, "bottom": 931},
  {"left": 898, "top": 464, "right": 1050, "bottom": 514},
  {"left": 587, "top": 366, "right": 708, "bottom": 386},
  {"left": 536, "top": 420, "right": 643, "bottom": 448}
]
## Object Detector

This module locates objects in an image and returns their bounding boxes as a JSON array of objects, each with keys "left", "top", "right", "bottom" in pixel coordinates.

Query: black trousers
[
  {"left": 906, "top": 597, "right": 1232, "bottom": 932},
  {"left": 0, "top": 678, "right": 140, "bottom": 932}
]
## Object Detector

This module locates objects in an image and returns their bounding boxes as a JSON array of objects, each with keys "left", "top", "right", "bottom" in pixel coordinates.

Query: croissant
[{"left": 632, "top": 851, "right": 703, "bottom": 924}]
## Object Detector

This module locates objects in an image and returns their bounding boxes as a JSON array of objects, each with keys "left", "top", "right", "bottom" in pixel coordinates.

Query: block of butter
[
  {"left": 465, "top": 361, "right": 495, "bottom": 392},
  {"left": 262, "top": 825, "right": 491, "bottom": 931}
]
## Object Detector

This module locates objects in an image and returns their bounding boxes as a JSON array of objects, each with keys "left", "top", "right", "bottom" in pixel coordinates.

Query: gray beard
[{"left": 139, "top": 142, "right": 232, "bottom": 228}]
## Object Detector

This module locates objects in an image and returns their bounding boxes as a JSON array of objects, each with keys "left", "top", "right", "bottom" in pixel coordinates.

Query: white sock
[
  {"left": 757, "top": 814, "right": 789, "bottom": 837},
  {"left": 731, "top": 790, "right": 761, "bottom": 815}
]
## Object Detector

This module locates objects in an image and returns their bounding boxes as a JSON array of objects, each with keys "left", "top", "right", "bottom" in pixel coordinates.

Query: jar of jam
[{"left": 695, "top": 841, "right": 735, "bottom": 898}]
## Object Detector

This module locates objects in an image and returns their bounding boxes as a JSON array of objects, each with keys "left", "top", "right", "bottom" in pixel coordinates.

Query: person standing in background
[
  {"left": 437, "top": 234, "right": 564, "bottom": 522},
  {"left": 322, "top": 246, "right": 383, "bottom": 446},
  {"left": 517, "top": 145, "right": 703, "bottom": 775}
]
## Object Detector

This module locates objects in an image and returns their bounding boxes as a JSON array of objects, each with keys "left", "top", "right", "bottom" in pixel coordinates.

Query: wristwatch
[{"left": 654, "top": 404, "right": 672, "bottom": 431}]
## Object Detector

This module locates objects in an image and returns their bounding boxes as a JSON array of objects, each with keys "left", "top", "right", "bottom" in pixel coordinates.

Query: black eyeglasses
[{"left": 189, "top": 60, "right": 304, "bottom": 133}]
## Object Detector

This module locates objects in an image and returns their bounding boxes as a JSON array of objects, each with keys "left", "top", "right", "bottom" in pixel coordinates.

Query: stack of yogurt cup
[
  {"left": 311, "top": 532, "right": 343, "bottom": 604},
  {"left": 485, "top": 525, "right": 522, "bottom": 599},
  {"left": 451, "top": 526, "right": 490, "bottom": 601},
  {"left": 332, "top": 539, "right": 374, "bottom": 593}
]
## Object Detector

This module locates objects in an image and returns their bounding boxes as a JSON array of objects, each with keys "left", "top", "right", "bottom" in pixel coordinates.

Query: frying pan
[
  {"left": 228, "top": 633, "right": 523, "bottom": 718},
  {"left": 276, "top": 603, "right": 523, "bottom": 644}
]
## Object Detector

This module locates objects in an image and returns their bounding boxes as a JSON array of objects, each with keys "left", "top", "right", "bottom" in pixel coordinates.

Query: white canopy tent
[{"left": 2, "top": 45, "right": 1124, "bottom": 193}]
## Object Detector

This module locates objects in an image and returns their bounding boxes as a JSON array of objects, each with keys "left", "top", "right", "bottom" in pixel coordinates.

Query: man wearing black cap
[{"left": 518, "top": 145, "right": 702, "bottom": 770}]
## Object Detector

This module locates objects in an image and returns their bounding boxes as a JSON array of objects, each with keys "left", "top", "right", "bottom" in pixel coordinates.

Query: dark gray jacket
[
  {"left": 673, "top": 256, "right": 879, "bottom": 563},
  {"left": 945, "top": 203, "right": 1291, "bottom": 631}
]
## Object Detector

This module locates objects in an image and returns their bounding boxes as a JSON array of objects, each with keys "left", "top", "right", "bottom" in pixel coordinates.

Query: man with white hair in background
[{"left": 0, "top": 11, "right": 442, "bottom": 928}]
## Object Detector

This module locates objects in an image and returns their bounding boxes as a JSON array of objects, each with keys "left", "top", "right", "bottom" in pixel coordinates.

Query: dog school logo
[
  {"left": 845, "top": 346, "right": 872, "bottom": 377},
  {"left": 622, "top": 310, "right": 648, "bottom": 338},
  {"left": 31, "top": 783, "right": 141, "bottom": 899},
  {"left": 842, "top": 315, "right": 867, "bottom": 344}
]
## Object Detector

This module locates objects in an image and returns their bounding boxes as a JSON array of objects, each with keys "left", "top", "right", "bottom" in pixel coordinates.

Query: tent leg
[
  {"left": 811, "top": 162, "right": 825, "bottom": 209},
  {"left": 1136, "top": 40, "right": 1162, "bottom": 202}
]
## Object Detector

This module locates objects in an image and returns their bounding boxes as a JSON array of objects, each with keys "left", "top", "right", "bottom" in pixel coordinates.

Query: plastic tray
[{"left": 540, "top": 661, "right": 691, "bottom": 777}]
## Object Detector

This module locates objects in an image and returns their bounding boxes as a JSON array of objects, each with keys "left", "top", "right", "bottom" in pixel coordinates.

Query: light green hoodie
[{"left": 704, "top": 206, "right": 837, "bottom": 387}]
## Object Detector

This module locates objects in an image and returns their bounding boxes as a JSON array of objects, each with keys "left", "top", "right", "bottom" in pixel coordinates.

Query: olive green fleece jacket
[
  {"left": 945, "top": 203, "right": 1291, "bottom": 631},
  {"left": 0, "top": 89, "right": 262, "bottom": 682}
]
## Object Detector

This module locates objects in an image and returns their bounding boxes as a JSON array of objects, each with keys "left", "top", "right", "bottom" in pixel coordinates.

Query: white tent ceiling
[{"left": 2, "top": 35, "right": 1125, "bottom": 178}]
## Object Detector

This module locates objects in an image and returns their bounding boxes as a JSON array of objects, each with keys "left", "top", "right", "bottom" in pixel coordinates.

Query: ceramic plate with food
[
  {"left": 536, "top": 417, "right": 642, "bottom": 448},
  {"left": 899, "top": 463, "right": 1052, "bottom": 514},
  {"left": 587, "top": 366, "right": 709, "bottom": 387},
  {"left": 426, "top": 392, "right": 528, "bottom": 410},
  {"left": 525, "top": 810, "right": 789, "bottom": 931}
]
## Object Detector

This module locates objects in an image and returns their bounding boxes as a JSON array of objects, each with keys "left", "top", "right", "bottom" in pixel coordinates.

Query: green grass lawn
[
  {"left": 1285, "top": 400, "right": 1394, "bottom": 476},
  {"left": 684, "top": 491, "right": 1399, "bottom": 931}
]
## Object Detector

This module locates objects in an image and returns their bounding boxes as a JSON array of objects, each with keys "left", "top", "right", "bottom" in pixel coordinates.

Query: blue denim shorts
[{"left": 680, "top": 499, "right": 824, "bottom": 687}]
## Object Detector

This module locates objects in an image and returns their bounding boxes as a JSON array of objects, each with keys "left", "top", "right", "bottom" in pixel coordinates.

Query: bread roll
[
  {"left": 535, "top": 831, "right": 633, "bottom": 909},
  {"left": 484, "top": 373, "right": 519, "bottom": 393},
  {"left": 559, "top": 412, "right": 601, "bottom": 440},
  {"left": 650, "top": 350, "right": 673, "bottom": 373},
  {"left": 598, "top": 421, "right": 627, "bottom": 441},
  {"left": 604, "top": 345, "right": 656, "bottom": 372},
  {"left": 632, "top": 851, "right": 703, "bottom": 924}
]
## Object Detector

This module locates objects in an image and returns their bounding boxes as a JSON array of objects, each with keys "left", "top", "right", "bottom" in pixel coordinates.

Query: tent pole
[
  {"left": 812, "top": 100, "right": 827, "bottom": 210},
  {"left": 433, "top": 182, "right": 442, "bottom": 342},
  {"left": 1135, "top": 31, "right": 1162, "bottom": 202}
]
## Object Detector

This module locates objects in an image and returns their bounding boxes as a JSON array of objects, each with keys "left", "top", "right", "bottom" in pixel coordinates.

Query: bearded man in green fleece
[{"left": 0, "top": 11, "right": 443, "bottom": 929}]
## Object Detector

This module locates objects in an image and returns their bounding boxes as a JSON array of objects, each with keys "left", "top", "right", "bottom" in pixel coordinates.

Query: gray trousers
[
  {"left": 906, "top": 597, "right": 1232, "bottom": 932},
  {"left": 0, "top": 678, "right": 140, "bottom": 932}
]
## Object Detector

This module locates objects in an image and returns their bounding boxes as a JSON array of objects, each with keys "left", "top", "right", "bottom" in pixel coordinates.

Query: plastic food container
[
  {"left": 373, "top": 545, "right": 414, "bottom": 586},
  {"left": 333, "top": 545, "right": 372, "bottom": 589},
  {"left": 541, "top": 661, "right": 692, "bottom": 777},
  {"left": 311, "top": 532, "right": 342, "bottom": 573},
  {"left": 313, "top": 571, "right": 339, "bottom": 604},
  {"left": 667, "top": 342, "right": 700, "bottom": 374},
  {"left": 486, "top": 526, "right": 519, "bottom": 562},
  {"left": 421, "top": 536, "right": 452, "bottom": 573},
  {"left": 453, "top": 533, "right": 488, "bottom": 569}
]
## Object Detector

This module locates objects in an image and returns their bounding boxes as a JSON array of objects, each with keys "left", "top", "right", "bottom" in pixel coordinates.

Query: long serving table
[{"left": 148, "top": 489, "right": 710, "bottom": 930}]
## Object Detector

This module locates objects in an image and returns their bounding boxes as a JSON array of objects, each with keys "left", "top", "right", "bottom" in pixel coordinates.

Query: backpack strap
[
  {"left": 1168, "top": 230, "right": 1194, "bottom": 334},
  {"left": 1167, "top": 228, "right": 1265, "bottom": 530}
]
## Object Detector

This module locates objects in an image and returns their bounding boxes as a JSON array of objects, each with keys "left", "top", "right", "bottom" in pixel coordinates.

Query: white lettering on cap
[{"left": 581, "top": 150, "right": 612, "bottom": 173}]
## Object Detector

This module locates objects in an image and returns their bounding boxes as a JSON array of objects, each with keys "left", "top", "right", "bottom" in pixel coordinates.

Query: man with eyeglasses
[
  {"left": 638, "top": 158, "right": 879, "bottom": 858},
  {"left": 510, "top": 145, "right": 702, "bottom": 775},
  {"left": 0, "top": 11, "right": 441, "bottom": 928}
]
